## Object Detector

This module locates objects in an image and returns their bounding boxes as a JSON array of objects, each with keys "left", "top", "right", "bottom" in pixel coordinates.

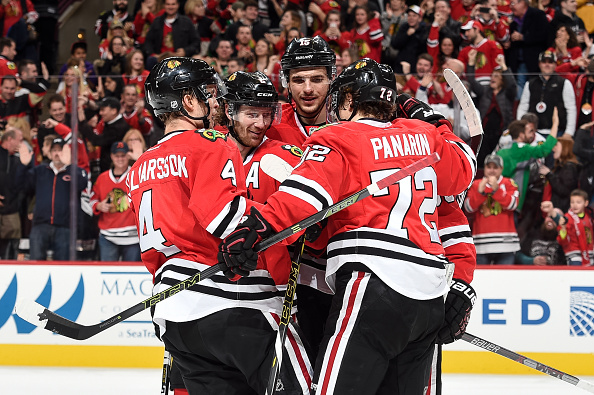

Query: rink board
[{"left": 1, "top": 262, "right": 594, "bottom": 374}]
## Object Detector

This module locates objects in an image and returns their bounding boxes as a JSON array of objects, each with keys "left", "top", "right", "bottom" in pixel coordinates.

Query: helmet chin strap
[
  {"left": 227, "top": 122, "right": 251, "bottom": 148},
  {"left": 181, "top": 89, "right": 212, "bottom": 128}
]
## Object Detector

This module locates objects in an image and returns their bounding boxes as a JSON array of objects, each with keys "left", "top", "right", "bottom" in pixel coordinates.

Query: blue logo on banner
[
  {"left": 570, "top": 287, "right": 594, "bottom": 336},
  {"left": 0, "top": 274, "right": 85, "bottom": 333}
]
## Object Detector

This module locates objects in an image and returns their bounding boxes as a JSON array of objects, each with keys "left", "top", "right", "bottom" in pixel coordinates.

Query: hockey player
[
  {"left": 218, "top": 59, "right": 477, "bottom": 394},
  {"left": 266, "top": 36, "right": 337, "bottom": 146},
  {"left": 265, "top": 36, "right": 338, "bottom": 359},
  {"left": 220, "top": 70, "right": 305, "bottom": 286},
  {"left": 126, "top": 57, "right": 310, "bottom": 395}
]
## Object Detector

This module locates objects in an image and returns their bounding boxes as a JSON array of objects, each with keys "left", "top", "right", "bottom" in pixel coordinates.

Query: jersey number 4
[
  {"left": 370, "top": 167, "right": 440, "bottom": 243},
  {"left": 138, "top": 189, "right": 181, "bottom": 257}
]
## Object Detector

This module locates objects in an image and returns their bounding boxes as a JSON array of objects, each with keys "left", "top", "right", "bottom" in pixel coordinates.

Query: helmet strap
[{"left": 180, "top": 90, "right": 211, "bottom": 128}]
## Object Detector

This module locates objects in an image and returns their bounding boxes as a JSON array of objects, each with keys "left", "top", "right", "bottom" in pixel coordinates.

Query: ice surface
[{"left": 2, "top": 367, "right": 593, "bottom": 394}]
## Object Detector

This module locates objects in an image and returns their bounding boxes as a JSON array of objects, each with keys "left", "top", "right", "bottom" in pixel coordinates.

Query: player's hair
[
  {"left": 156, "top": 88, "right": 197, "bottom": 123},
  {"left": 570, "top": 189, "right": 589, "bottom": 202},
  {"left": 508, "top": 120, "right": 528, "bottom": 140},
  {"left": 339, "top": 86, "right": 397, "bottom": 121}
]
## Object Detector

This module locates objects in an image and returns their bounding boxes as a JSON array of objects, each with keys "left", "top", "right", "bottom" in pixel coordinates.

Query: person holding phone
[
  {"left": 314, "top": 10, "right": 352, "bottom": 54},
  {"left": 470, "top": 0, "right": 510, "bottom": 45}
]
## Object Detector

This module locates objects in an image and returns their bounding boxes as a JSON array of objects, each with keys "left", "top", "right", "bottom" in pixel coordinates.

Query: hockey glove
[
  {"left": 218, "top": 206, "right": 273, "bottom": 281},
  {"left": 396, "top": 93, "right": 450, "bottom": 128},
  {"left": 437, "top": 278, "right": 477, "bottom": 344}
]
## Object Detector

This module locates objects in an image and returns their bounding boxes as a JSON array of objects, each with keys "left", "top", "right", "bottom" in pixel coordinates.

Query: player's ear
[
  {"left": 225, "top": 103, "right": 232, "bottom": 121},
  {"left": 182, "top": 93, "right": 195, "bottom": 112}
]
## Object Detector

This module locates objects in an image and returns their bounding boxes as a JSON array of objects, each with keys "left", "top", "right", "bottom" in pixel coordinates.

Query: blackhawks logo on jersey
[
  {"left": 108, "top": 188, "right": 129, "bottom": 213},
  {"left": 309, "top": 122, "right": 339, "bottom": 134},
  {"left": 281, "top": 144, "right": 303, "bottom": 157},
  {"left": 198, "top": 129, "right": 227, "bottom": 142}
]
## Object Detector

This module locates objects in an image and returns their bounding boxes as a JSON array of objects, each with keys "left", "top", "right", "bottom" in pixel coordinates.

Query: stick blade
[
  {"left": 443, "top": 68, "right": 483, "bottom": 139},
  {"left": 577, "top": 378, "right": 594, "bottom": 394},
  {"left": 15, "top": 299, "right": 49, "bottom": 328},
  {"left": 260, "top": 153, "right": 294, "bottom": 183}
]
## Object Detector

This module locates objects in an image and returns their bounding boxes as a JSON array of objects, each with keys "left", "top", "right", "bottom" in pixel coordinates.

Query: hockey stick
[
  {"left": 266, "top": 236, "right": 306, "bottom": 395},
  {"left": 260, "top": 154, "right": 307, "bottom": 395},
  {"left": 161, "top": 350, "right": 172, "bottom": 394},
  {"left": 15, "top": 153, "right": 440, "bottom": 340},
  {"left": 260, "top": 153, "right": 294, "bottom": 184},
  {"left": 462, "top": 332, "right": 594, "bottom": 393},
  {"left": 443, "top": 68, "right": 484, "bottom": 155}
]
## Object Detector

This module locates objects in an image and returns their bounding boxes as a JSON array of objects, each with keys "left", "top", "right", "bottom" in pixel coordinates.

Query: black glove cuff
[{"left": 449, "top": 279, "right": 477, "bottom": 307}]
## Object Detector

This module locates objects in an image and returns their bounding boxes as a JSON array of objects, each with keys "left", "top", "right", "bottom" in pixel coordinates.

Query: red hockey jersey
[
  {"left": 438, "top": 194, "right": 476, "bottom": 284},
  {"left": 90, "top": 167, "right": 138, "bottom": 245},
  {"left": 261, "top": 118, "right": 477, "bottom": 300},
  {"left": 242, "top": 136, "right": 303, "bottom": 285},
  {"left": 266, "top": 103, "right": 325, "bottom": 147},
  {"left": 126, "top": 129, "right": 286, "bottom": 332},
  {"left": 558, "top": 210, "right": 594, "bottom": 266},
  {"left": 122, "top": 107, "right": 153, "bottom": 135},
  {"left": 126, "top": 129, "right": 252, "bottom": 275},
  {"left": 464, "top": 176, "right": 520, "bottom": 254},
  {"left": 458, "top": 38, "right": 504, "bottom": 83}
]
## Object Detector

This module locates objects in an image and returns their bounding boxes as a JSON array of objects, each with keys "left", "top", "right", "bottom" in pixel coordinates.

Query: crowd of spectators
[{"left": 0, "top": 0, "right": 593, "bottom": 264}]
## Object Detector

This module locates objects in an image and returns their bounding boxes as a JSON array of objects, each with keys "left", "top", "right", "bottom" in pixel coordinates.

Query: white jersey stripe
[
  {"left": 316, "top": 272, "right": 370, "bottom": 395},
  {"left": 205, "top": 196, "right": 247, "bottom": 238},
  {"left": 264, "top": 313, "right": 312, "bottom": 394}
]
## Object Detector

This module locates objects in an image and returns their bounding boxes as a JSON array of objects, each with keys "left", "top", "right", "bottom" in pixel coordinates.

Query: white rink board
[
  {"left": 0, "top": 261, "right": 161, "bottom": 346},
  {"left": 446, "top": 266, "right": 594, "bottom": 354}
]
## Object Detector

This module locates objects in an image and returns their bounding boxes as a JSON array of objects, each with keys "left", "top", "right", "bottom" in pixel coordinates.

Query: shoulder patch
[
  {"left": 281, "top": 144, "right": 303, "bottom": 157},
  {"left": 7, "top": 62, "right": 15, "bottom": 70},
  {"left": 510, "top": 179, "right": 518, "bottom": 188},
  {"left": 197, "top": 129, "right": 227, "bottom": 142},
  {"left": 310, "top": 122, "right": 340, "bottom": 134}
]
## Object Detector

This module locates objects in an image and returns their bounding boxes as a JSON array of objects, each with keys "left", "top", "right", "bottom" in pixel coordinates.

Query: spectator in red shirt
[
  {"left": 458, "top": 19, "right": 504, "bottom": 85},
  {"left": 122, "top": 49, "right": 150, "bottom": 98},
  {"left": 350, "top": 5, "right": 384, "bottom": 62},
  {"left": 548, "top": 24, "right": 583, "bottom": 73},
  {"left": 90, "top": 141, "right": 140, "bottom": 262},
  {"left": 451, "top": 0, "right": 476, "bottom": 23},
  {"left": 0, "top": 38, "right": 17, "bottom": 77},
  {"left": 315, "top": 9, "right": 352, "bottom": 54},
  {"left": 0, "top": 0, "right": 37, "bottom": 37},
  {"left": 133, "top": 0, "right": 165, "bottom": 46},
  {"left": 120, "top": 84, "right": 153, "bottom": 136},
  {"left": 264, "top": 9, "right": 302, "bottom": 55}
]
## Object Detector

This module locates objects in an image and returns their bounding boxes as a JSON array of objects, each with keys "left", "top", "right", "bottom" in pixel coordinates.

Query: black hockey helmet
[
  {"left": 328, "top": 58, "right": 397, "bottom": 121},
  {"left": 145, "top": 57, "right": 226, "bottom": 119},
  {"left": 224, "top": 71, "right": 278, "bottom": 105},
  {"left": 223, "top": 71, "right": 281, "bottom": 144},
  {"left": 280, "top": 36, "right": 337, "bottom": 88}
]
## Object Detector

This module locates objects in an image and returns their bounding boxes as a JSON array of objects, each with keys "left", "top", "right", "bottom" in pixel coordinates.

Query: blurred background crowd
[{"left": 0, "top": 0, "right": 593, "bottom": 265}]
